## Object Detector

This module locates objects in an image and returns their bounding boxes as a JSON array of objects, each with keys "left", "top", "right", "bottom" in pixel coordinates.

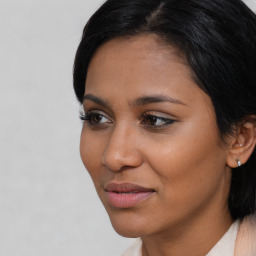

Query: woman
[{"left": 73, "top": 0, "right": 256, "bottom": 255}]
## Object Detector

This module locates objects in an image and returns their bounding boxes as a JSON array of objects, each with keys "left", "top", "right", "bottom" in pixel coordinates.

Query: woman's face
[{"left": 80, "top": 35, "right": 232, "bottom": 238}]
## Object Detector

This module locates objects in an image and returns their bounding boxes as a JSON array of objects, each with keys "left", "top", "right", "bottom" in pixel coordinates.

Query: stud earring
[{"left": 237, "top": 158, "right": 242, "bottom": 167}]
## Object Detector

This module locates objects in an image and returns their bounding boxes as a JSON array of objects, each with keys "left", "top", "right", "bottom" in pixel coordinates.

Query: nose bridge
[{"left": 102, "top": 122, "right": 142, "bottom": 171}]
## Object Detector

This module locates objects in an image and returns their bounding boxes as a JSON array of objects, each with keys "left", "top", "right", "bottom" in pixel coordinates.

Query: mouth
[{"left": 104, "top": 182, "right": 155, "bottom": 208}]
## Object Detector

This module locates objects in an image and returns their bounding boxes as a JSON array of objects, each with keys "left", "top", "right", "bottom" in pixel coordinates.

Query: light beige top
[{"left": 121, "top": 220, "right": 240, "bottom": 256}]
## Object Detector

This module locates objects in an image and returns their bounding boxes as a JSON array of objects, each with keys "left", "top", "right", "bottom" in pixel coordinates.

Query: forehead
[
  {"left": 93, "top": 34, "right": 184, "bottom": 57},
  {"left": 87, "top": 35, "right": 188, "bottom": 85},
  {"left": 88, "top": 34, "right": 186, "bottom": 73},
  {"left": 85, "top": 34, "right": 209, "bottom": 110}
]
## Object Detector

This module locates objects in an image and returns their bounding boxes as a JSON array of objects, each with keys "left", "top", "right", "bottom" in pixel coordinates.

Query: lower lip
[{"left": 106, "top": 191, "right": 155, "bottom": 208}]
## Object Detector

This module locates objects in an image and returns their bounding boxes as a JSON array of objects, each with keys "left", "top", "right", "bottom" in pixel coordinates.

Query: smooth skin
[{"left": 80, "top": 34, "right": 251, "bottom": 256}]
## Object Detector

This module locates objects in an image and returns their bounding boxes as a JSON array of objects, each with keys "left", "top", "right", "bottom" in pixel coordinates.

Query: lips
[{"left": 104, "top": 182, "right": 155, "bottom": 208}]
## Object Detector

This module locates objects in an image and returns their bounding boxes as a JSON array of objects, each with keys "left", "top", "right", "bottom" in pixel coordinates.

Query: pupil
[
  {"left": 93, "top": 115, "right": 102, "bottom": 123},
  {"left": 148, "top": 116, "right": 157, "bottom": 125}
]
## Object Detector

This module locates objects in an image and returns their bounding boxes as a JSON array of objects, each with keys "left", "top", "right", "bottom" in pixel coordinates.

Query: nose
[{"left": 101, "top": 124, "right": 143, "bottom": 172}]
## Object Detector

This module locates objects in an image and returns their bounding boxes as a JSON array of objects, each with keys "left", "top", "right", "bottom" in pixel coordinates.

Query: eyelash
[
  {"left": 141, "top": 114, "right": 175, "bottom": 129},
  {"left": 80, "top": 111, "right": 112, "bottom": 127},
  {"left": 80, "top": 111, "right": 175, "bottom": 130}
]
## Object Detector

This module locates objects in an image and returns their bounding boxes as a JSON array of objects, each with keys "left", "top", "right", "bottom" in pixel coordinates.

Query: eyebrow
[
  {"left": 83, "top": 94, "right": 186, "bottom": 107},
  {"left": 83, "top": 94, "right": 109, "bottom": 108},
  {"left": 130, "top": 95, "right": 186, "bottom": 106}
]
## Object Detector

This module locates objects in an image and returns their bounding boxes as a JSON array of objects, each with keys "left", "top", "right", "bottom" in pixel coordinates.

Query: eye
[
  {"left": 80, "top": 111, "right": 112, "bottom": 126},
  {"left": 142, "top": 114, "right": 175, "bottom": 128}
]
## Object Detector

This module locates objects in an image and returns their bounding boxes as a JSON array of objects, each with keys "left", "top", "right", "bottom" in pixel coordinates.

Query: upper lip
[{"left": 104, "top": 182, "right": 155, "bottom": 193}]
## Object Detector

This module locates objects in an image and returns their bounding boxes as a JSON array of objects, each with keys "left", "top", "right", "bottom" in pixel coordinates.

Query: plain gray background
[{"left": 0, "top": 0, "right": 255, "bottom": 255}]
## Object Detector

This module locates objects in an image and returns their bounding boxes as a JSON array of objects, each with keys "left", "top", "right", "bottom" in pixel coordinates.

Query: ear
[{"left": 226, "top": 116, "right": 256, "bottom": 168}]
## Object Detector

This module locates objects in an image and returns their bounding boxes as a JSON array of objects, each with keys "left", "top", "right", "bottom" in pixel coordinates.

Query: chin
[
  {"left": 106, "top": 208, "right": 150, "bottom": 238},
  {"left": 111, "top": 221, "right": 145, "bottom": 238}
]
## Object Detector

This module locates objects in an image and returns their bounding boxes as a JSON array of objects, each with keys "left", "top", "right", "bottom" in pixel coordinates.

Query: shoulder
[
  {"left": 235, "top": 214, "right": 256, "bottom": 256},
  {"left": 120, "top": 238, "right": 142, "bottom": 256}
]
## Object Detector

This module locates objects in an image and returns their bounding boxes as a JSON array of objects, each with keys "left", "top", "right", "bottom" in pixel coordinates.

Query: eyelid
[
  {"left": 81, "top": 108, "right": 112, "bottom": 118},
  {"left": 143, "top": 111, "right": 177, "bottom": 120},
  {"left": 80, "top": 107, "right": 176, "bottom": 131},
  {"left": 80, "top": 109, "right": 113, "bottom": 125},
  {"left": 141, "top": 112, "right": 176, "bottom": 129},
  {"left": 82, "top": 101, "right": 115, "bottom": 119}
]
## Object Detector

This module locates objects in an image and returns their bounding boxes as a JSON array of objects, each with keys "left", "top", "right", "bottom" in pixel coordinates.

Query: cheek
[
  {"left": 80, "top": 128, "right": 104, "bottom": 181},
  {"left": 142, "top": 122, "right": 227, "bottom": 210},
  {"left": 149, "top": 111, "right": 224, "bottom": 176}
]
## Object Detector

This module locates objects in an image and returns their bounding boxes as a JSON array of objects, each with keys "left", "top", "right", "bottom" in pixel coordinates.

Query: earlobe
[{"left": 226, "top": 117, "right": 256, "bottom": 168}]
